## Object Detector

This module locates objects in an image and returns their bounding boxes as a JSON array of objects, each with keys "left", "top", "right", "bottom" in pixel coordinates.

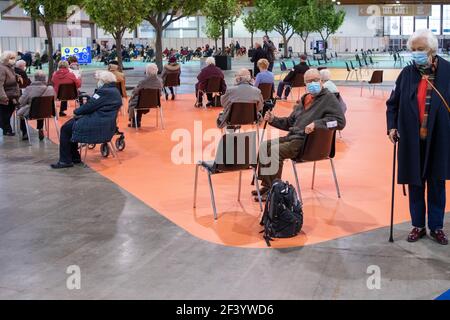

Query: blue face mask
[
  {"left": 412, "top": 51, "right": 429, "bottom": 66},
  {"left": 307, "top": 82, "right": 321, "bottom": 96}
]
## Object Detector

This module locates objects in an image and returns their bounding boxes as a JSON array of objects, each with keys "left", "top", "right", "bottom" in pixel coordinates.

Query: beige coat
[{"left": 0, "top": 63, "right": 20, "bottom": 105}]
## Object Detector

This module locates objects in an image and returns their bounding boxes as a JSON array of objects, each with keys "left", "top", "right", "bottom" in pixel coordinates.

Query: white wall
[{"left": 0, "top": 20, "right": 32, "bottom": 37}]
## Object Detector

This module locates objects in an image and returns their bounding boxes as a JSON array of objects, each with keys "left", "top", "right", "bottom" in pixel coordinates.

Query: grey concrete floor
[{"left": 0, "top": 136, "right": 449, "bottom": 300}]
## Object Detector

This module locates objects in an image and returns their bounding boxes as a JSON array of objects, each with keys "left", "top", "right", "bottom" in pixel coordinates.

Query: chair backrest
[
  {"left": 317, "top": 66, "right": 327, "bottom": 71},
  {"left": 258, "top": 83, "right": 273, "bottom": 101},
  {"left": 369, "top": 56, "right": 374, "bottom": 64},
  {"left": 214, "top": 131, "right": 257, "bottom": 172},
  {"left": 280, "top": 61, "right": 287, "bottom": 71},
  {"left": 136, "top": 88, "right": 160, "bottom": 109},
  {"left": 291, "top": 73, "right": 305, "bottom": 88},
  {"left": 57, "top": 83, "right": 78, "bottom": 100},
  {"left": 345, "top": 61, "right": 351, "bottom": 72},
  {"left": 369, "top": 70, "right": 383, "bottom": 84},
  {"left": 115, "top": 82, "right": 124, "bottom": 97},
  {"left": 29, "top": 96, "right": 56, "bottom": 120},
  {"left": 205, "top": 77, "right": 222, "bottom": 93},
  {"left": 295, "top": 129, "right": 336, "bottom": 162},
  {"left": 228, "top": 103, "right": 258, "bottom": 125},
  {"left": 164, "top": 72, "right": 180, "bottom": 87},
  {"left": 350, "top": 61, "right": 356, "bottom": 70}
]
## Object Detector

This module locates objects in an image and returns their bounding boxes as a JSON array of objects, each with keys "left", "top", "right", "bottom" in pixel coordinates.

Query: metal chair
[
  {"left": 258, "top": 83, "right": 274, "bottom": 102},
  {"left": 56, "top": 83, "right": 78, "bottom": 115},
  {"left": 349, "top": 61, "right": 360, "bottom": 81},
  {"left": 163, "top": 72, "right": 181, "bottom": 100},
  {"left": 290, "top": 129, "right": 340, "bottom": 203},
  {"left": 193, "top": 131, "right": 263, "bottom": 219},
  {"left": 19, "top": 96, "right": 60, "bottom": 145},
  {"left": 286, "top": 73, "right": 305, "bottom": 101},
  {"left": 225, "top": 102, "right": 261, "bottom": 142},
  {"left": 360, "top": 70, "right": 384, "bottom": 97},
  {"left": 135, "top": 88, "right": 164, "bottom": 130},
  {"left": 280, "top": 61, "right": 288, "bottom": 79},
  {"left": 196, "top": 77, "right": 223, "bottom": 108}
]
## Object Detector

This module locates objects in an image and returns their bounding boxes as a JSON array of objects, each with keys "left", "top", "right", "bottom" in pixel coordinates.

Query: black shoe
[
  {"left": 50, "top": 162, "right": 74, "bottom": 169},
  {"left": 251, "top": 187, "right": 270, "bottom": 196},
  {"left": 165, "top": 93, "right": 169, "bottom": 100},
  {"left": 38, "top": 129, "right": 44, "bottom": 141},
  {"left": 3, "top": 131, "right": 15, "bottom": 136},
  {"left": 171, "top": 95, "right": 175, "bottom": 100},
  {"left": 72, "top": 159, "right": 83, "bottom": 165},
  {"left": 59, "top": 112, "right": 67, "bottom": 117},
  {"left": 128, "top": 122, "right": 140, "bottom": 128},
  {"left": 22, "top": 134, "right": 29, "bottom": 141},
  {"left": 206, "top": 101, "right": 213, "bottom": 107}
]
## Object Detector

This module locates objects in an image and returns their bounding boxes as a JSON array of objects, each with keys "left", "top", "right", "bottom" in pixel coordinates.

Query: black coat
[
  {"left": 72, "top": 83, "right": 122, "bottom": 144},
  {"left": 250, "top": 47, "right": 268, "bottom": 76},
  {"left": 386, "top": 56, "right": 450, "bottom": 185},
  {"left": 283, "top": 62, "right": 310, "bottom": 83}
]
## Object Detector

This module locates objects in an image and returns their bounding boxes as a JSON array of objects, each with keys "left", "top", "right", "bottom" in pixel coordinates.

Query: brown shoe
[
  {"left": 430, "top": 230, "right": 448, "bottom": 245},
  {"left": 407, "top": 227, "right": 426, "bottom": 242}
]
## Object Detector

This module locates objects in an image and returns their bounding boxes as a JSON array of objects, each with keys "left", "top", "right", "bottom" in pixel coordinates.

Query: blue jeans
[
  {"left": 277, "top": 81, "right": 291, "bottom": 98},
  {"left": 408, "top": 180, "right": 446, "bottom": 231}
]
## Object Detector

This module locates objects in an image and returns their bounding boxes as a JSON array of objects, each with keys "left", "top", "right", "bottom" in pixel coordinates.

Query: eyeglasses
[{"left": 304, "top": 78, "right": 321, "bottom": 84}]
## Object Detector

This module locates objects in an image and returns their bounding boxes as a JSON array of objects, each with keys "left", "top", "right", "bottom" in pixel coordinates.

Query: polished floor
[{"left": 0, "top": 59, "right": 449, "bottom": 299}]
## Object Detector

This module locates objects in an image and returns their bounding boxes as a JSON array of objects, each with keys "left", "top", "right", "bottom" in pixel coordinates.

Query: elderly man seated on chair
[
  {"left": 50, "top": 71, "right": 122, "bottom": 169},
  {"left": 216, "top": 68, "right": 264, "bottom": 129},
  {"left": 255, "top": 69, "right": 346, "bottom": 201}
]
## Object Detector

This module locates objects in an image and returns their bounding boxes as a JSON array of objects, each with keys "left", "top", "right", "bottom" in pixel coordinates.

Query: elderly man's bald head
[{"left": 235, "top": 68, "right": 252, "bottom": 84}]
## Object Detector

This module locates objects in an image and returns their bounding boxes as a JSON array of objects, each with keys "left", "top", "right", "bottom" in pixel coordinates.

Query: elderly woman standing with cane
[{"left": 387, "top": 30, "right": 449, "bottom": 245}]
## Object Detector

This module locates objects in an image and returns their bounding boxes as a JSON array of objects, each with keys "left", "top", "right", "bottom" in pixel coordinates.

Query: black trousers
[
  {"left": 20, "top": 119, "right": 44, "bottom": 135},
  {"left": 60, "top": 101, "right": 68, "bottom": 112},
  {"left": 0, "top": 101, "right": 16, "bottom": 134},
  {"left": 163, "top": 87, "right": 174, "bottom": 95},
  {"left": 59, "top": 118, "right": 80, "bottom": 164}
]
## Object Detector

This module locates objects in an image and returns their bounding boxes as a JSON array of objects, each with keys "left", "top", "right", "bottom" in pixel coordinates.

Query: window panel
[
  {"left": 429, "top": 5, "right": 441, "bottom": 35},
  {"left": 443, "top": 5, "right": 450, "bottom": 35},
  {"left": 402, "top": 16, "right": 414, "bottom": 35},
  {"left": 415, "top": 17, "right": 428, "bottom": 31}
]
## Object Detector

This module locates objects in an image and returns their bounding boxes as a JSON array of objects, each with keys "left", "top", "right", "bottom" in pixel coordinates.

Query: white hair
[
  {"left": 407, "top": 29, "right": 438, "bottom": 55},
  {"left": 15, "top": 59, "right": 26, "bottom": 69},
  {"left": 145, "top": 63, "right": 158, "bottom": 75},
  {"left": 34, "top": 70, "right": 47, "bottom": 82},
  {"left": 320, "top": 69, "right": 331, "bottom": 81},
  {"left": 205, "top": 57, "right": 215, "bottom": 65},
  {"left": 96, "top": 70, "right": 117, "bottom": 84},
  {"left": 0, "top": 51, "right": 16, "bottom": 64},
  {"left": 304, "top": 68, "right": 320, "bottom": 79}
]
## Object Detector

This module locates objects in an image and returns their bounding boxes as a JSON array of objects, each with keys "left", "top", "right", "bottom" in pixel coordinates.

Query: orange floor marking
[{"left": 48, "top": 87, "right": 449, "bottom": 248}]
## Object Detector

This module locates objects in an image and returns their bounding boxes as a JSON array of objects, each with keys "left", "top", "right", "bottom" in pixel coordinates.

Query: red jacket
[
  {"left": 51, "top": 68, "right": 81, "bottom": 95},
  {"left": 196, "top": 64, "right": 226, "bottom": 93}
]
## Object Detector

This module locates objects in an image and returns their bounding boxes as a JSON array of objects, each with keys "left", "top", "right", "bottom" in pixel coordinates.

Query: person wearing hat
[
  {"left": 276, "top": 54, "right": 310, "bottom": 100},
  {"left": 161, "top": 56, "right": 181, "bottom": 100},
  {"left": 107, "top": 60, "right": 127, "bottom": 98}
]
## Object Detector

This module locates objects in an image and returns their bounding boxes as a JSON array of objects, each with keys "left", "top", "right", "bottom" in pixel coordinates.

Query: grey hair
[
  {"left": 205, "top": 57, "right": 215, "bottom": 65},
  {"left": 235, "top": 68, "right": 252, "bottom": 84},
  {"left": 15, "top": 59, "right": 26, "bottom": 69},
  {"left": 0, "top": 51, "right": 16, "bottom": 64},
  {"left": 96, "top": 70, "right": 117, "bottom": 84},
  {"left": 34, "top": 70, "right": 47, "bottom": 82},
  {"left": 304, "top": 68, "right": 321, "bottom": 79},
  {"left": 319, "top": 69, "right": 331, "bottom": 81},
  {"left": 407, "top": 29, "right": 438, "bottom": 55},
  {"left": 58, "top": 60, "right": 69, "bottom": 69},
  {"left": 145, "top": 63, "right": 158, "bottom": 75}
]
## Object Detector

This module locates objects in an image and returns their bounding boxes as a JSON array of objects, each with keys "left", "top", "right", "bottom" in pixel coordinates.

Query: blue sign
[{"left": 61, "top": 46, "right": 92, "bottom": 64}]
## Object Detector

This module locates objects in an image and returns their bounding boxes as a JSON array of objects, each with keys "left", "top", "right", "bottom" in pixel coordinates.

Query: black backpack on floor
[{"left": 260, "top": 180, "right": 303, "bottom": 247}]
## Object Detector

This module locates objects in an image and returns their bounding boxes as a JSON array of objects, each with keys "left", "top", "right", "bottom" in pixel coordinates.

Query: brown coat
[{"left": 0, "top": 63, "right": 20, "bottom": 105}]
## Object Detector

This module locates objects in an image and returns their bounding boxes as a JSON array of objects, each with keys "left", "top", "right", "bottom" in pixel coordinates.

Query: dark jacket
[
  {"left": 283, "top": 62, "right": 309, "bottom": 83},
  {"left": 196, "top": 64, "right": 226, "bottom": 93},
  {"left": 14, "top": 67, "right": 31, "bottom": 89},
  {"left": 271, "top": 88, "right": 346, "bottom": 141},
  {"left": 250, "top": 47, "right": 268, "bottom": 76},
  {"left": 263, "top": 40, "right": 276, "bottom": 63},
  {"left": 71, "top": 83, "right": 122, "bottom": 144},
  {"left": 386, "top": 55, "right": 450, "bottom": 185}
]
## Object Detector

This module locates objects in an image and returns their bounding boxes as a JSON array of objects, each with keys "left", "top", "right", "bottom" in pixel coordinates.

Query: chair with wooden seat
[
  {"left": 193, "top": 131, "right": 263, "bottom": 219},
  {"left": 290, "top": 129, "right": 340, "bottom": 203},
  {"left": 196, "top": 77, "right": 223, "bottom": 108},
  {"left": 225, "top": 102, "right": 261, "bottom": 141},
  {"left": 258, "top": 83, "right": 274, "bottom": 102},
  {"left": 360, "top": 70, "right": 383, "bottom": 97},
  {"left": 20, "top": 96, "right": 60, "bottom": 145},
  {"left": 163, "top": 72, "right": 181, "bottom": 100},
  {"left": 134, "top": 88, "right": 164, "bottom": 130},
  {"left": 57, "top": 83, "right": 78, "bottom": 115}
]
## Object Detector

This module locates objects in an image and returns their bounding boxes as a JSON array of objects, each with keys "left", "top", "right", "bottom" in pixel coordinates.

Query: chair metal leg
[
  {"left": 108, "top": 141, "right": 121, "bottom": 164},
  {"left": 53, "top": 117, "right": 60, "bottom": 142},
  {"left": 311, "top": 161, "right": 316, "bottom": 190},
  {"left": 134, "top": 109, "right": 138, "bottom": 131},
  {"left": 82, "top": 144, "right": 88, "bottom": 167},
  {"left": 193, "top": 164, "right": 199, "bottom": 208},
  {"left": 25, "top": 119, "right": 32, "bottom": 146},
  {"left": 45, "top": 118, "right": 49, "bottom": 139},
  {"left": 330, "top": 159, "right": 341, "bottom": 198},
  {"left": 238, "top": 170, "right": 242, "bottom": 202},
  {"left": 206, "top": 171, "right": 218, "bottom": 220},
  {"left": 159, "top": 106, "right": 165, "bottom": 130},
  {"left": 253, "top": 168, "right": 263, "bottom": 212},
  {"left": 291, "top": 161, "right": 303, "bottom": 204}
]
